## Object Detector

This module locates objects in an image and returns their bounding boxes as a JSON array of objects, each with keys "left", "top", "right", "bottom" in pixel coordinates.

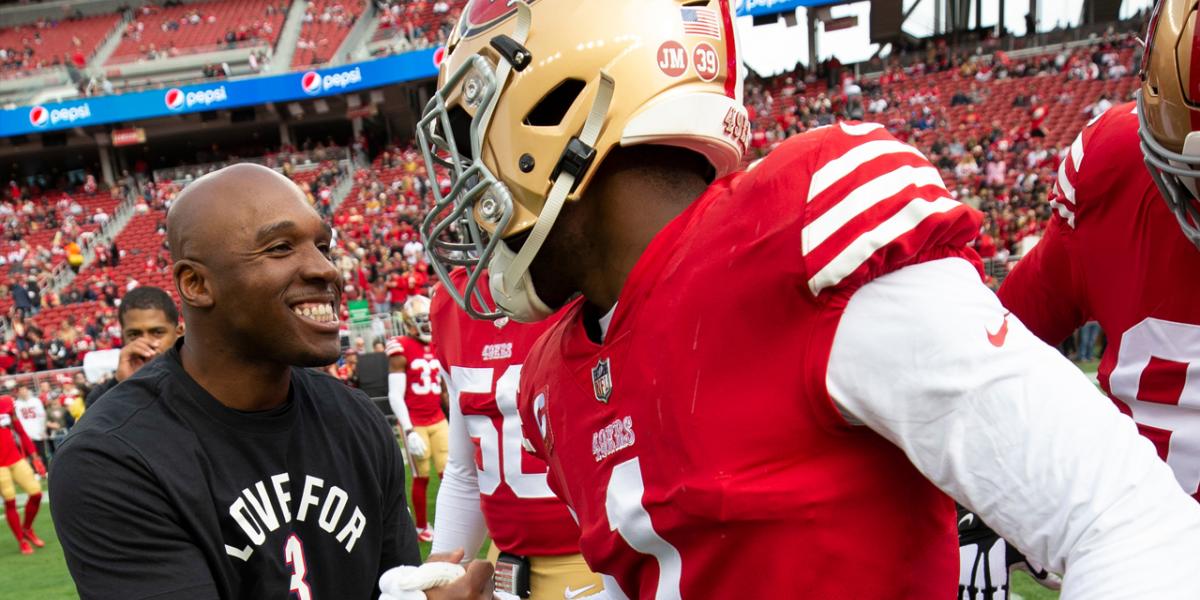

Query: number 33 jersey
[
  {"left": 429, "top": 268, "right": 583, "bottom": 556},
  {"left": 518, "top": 124, "right": 983, "bottom": 598},
  {"left": 386, "top": 336, "right": 446, "bottom": 426},
  {"left": 999, "top": 102, "right": 1200, "bottom": 499}
]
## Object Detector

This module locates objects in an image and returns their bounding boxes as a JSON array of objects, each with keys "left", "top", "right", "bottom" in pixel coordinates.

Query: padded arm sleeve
[{"left": 828, "top": 257, "right": 1200, "bottom": 599}]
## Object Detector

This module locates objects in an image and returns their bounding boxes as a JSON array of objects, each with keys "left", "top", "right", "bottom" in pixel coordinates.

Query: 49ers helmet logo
[{"left": 460, "top": 0, "right": 538, "bottom": 39}]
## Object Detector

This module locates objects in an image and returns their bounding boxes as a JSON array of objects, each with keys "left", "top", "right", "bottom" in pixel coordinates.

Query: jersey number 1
[{"left": 604, "top": 457, "right": 683, "bottom": 599}]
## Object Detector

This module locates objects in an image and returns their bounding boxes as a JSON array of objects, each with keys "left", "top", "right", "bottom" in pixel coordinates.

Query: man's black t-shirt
[
  {"left": 83, "top": 377, "right": 117, "bottom": 408},
  {"left": 50, "top": 341, "right": 419, "bottom": 599}
]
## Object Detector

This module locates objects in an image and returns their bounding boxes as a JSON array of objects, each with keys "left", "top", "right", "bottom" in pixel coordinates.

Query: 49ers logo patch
[{"left": 460, "top": 0, "right": 540, "bottom": 39}]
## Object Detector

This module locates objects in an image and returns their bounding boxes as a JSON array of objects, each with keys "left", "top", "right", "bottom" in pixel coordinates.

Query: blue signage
[
  {"left": 0, "top": 48, "right": 440, "bottom": 137},
  {"left": 735, "top": 0, "right": 841, "bottom": 18}
]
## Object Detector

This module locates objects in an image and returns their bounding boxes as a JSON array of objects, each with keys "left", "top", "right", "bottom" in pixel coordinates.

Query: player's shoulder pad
[
  {"left": 1051, "top": 101, "right": 1140, "bottom": 228},
  {"left": 774, "top": 122, "right": 980, "bottom": 297},
  {"left": 385, "top": 335, "right": 406, "bottom": 357}
]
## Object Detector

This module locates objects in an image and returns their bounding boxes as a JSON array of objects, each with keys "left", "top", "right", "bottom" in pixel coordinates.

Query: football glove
[
  {"left": 379, "top": 562, "right": 465, "bottom": 600},
  {"left": 406, "top": 431, "right": 428, "bottom": 459},
  {"left": 957, "top": 505, "right": 1062, "bottom": 599}
]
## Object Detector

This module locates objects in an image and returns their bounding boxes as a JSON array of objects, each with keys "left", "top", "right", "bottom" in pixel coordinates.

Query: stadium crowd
[
  {"left": 744, "top": 29, "right": 1141, "bottom": 277},
  {"left": 372, "top": 0, "right": 462, "bottom": 53},
  {"left": 0, "top": 27, "right": 1145, "bottom": 462}
]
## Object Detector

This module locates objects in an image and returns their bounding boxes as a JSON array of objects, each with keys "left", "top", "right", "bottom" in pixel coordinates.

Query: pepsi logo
[
  {"left": 27, "top": 103, "right": 92, "bottom": 127},
  {"left": 461, "top": 0, "right": 537, "bottom": 39},
  {"left": 29, "top": 106, "right": 48, "bottom": 127},
  {"left": 165, "top": 88, "right": 185, "bottom": 110},
  {"left": 301, "top": 71, "right": 322, "bottom": 95},
  {"left": 433, "top": 46, "right": 447, "bottom": 68}
]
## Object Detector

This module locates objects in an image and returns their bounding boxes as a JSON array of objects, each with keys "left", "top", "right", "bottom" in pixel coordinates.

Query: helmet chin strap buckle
[
  {"left": 549, "top": 137, "right": 597, "bottom": 194},
  {"left": 490, "top": 34, "right": 532, "bottom": 72}
]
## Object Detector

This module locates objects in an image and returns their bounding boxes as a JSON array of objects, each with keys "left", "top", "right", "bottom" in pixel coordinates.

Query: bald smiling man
[{"left": 50, "top": 164, "right": 427, "bottom": 599}]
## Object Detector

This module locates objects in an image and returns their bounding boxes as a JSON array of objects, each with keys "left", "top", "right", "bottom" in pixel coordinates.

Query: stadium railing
[
  {"left": 151, "top": 147, "right": 352, "bottom": 186},
  {"left": 342, "top": 311, "right": 404, "bottom": 355},
  {"left": 4, "top": 366, "right": 84, "bottom": 391},
  {"left": 104, "top": 39, "right": 269, "bottom": 67}
]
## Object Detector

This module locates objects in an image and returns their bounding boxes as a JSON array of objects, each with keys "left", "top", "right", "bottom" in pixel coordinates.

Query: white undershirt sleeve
[
  {"left": 388, "top": 372, "right": 414, "bottom": 432},
  {"left": 429, "top": 370, "right": 489, "bottom": 558},
  {"left": 828, "top": 257, "right": 1200, "bottom": 599}
]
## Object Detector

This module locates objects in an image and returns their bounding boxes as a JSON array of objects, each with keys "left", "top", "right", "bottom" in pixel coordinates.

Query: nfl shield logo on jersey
[{"left": 592, "top": 358, "right": 613, "bottom": 403}]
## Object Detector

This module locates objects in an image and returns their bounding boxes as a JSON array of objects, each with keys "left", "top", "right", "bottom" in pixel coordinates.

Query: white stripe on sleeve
[
  {"left": 806, "top": 140, "right": 927, "bottom": 202},
  {"left": 806, "top": 196, "right": 960, "bottom": 294}
]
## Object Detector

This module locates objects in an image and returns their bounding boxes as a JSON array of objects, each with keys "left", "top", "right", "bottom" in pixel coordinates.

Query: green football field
[
  {"left": 0, "top": 469, "right": 1062, "bottom": 600},
  {"left": 0, "top": 357, "right": 1108, "bottom": 600}
]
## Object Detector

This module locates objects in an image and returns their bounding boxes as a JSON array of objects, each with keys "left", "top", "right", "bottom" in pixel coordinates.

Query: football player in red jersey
[
  {"left": 416, "top": 1, "right": 1200, "bottom": 598},
  {"left": 387, "top": 294, "right": 448, "bottom": 543},
  {"left": 0, "top": 394, "right": 45, "bottom": 555},
  {"left": 994, "top": 1, "right": 1200, "bottom": 593},
  {"left": 429, "top": 267, "right": 601, "bottom": 599}
]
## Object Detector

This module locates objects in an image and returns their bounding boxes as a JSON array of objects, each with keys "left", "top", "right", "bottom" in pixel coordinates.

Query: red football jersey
[
  {"left": 429, "top": 268, "right": 582, "bottom": 556},
  {"left": 0, "top": 395, "right": 35, "bottom": 467},
  {"left": 999, "top": 102, "right": 1200, "bottom": 498},
  {"left": 519, "top": 123, "right": 982, "bottom": 598},
  {"left": 386, "top": 336, "right": 446, "bottom": 426}
]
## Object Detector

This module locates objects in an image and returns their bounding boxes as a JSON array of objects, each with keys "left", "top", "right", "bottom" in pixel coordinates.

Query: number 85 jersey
[
  {"left": 429, "top": 269, "right": 582, "bottom": 556},
  {"left": 999, "top": 102, "right": 1200, "bottom": 499}
]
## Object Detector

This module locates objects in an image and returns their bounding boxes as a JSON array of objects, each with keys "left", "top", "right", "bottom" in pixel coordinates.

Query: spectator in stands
[
  {"left": 10, "top": 280, "right": 32, "bottom": 317},
  {"left": 1090, "top": 93, "right": 1114, "bottom": 118},
  {"left": 84, "top": 286, "right": 181, "bottom": 407},
  {"left": 43, "top": 393, "right": 72, "bottom": 460}
]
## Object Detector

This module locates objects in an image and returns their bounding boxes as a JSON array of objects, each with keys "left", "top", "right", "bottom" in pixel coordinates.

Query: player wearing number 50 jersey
[
  {"left": 1001, "top": 0, "right": 1200, "bottom": 500},
  {"left": 387, "top": 295, "right": 449, "bottom": 543},
  {"left": 418, "top": 0, "right": 1200, "bottom": 597},
  {"left": 429, "top": 267, "right": 601, "bottom": 600}
]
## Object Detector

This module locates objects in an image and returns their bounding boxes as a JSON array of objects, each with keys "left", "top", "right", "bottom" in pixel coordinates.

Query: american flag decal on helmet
[{"left": 681, "top": 7, "right": 721, "bottom": 40}]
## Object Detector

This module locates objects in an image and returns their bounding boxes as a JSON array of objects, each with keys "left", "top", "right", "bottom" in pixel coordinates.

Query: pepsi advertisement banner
[
  {"left": 0, "top": 48, "right": 439, "bottom": 138},
  {"left": 734, "top": 0, "right": 840, "bottom": 17}
]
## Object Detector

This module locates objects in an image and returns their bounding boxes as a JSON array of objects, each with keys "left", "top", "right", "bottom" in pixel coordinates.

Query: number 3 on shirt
[
  {"left": 1109, "top": 317, "right": 1200, "bottom": 495},
  {"left": 452, "top": 365, "right": 554, "bottom": 498},
  {"left": 285, "top": 534, "right": 311, "bottom": 599}
]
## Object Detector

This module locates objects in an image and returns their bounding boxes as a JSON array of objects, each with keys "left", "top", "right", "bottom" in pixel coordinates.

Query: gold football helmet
[
  {"left": 419, "top": 0, "right": 748, "bottom": 321},
  {"left": 401, "top": 295, "right": 433, "bottom": 343},
  {"left": 1139, "top": 0, "right": 1200, "bottom": 248}
]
